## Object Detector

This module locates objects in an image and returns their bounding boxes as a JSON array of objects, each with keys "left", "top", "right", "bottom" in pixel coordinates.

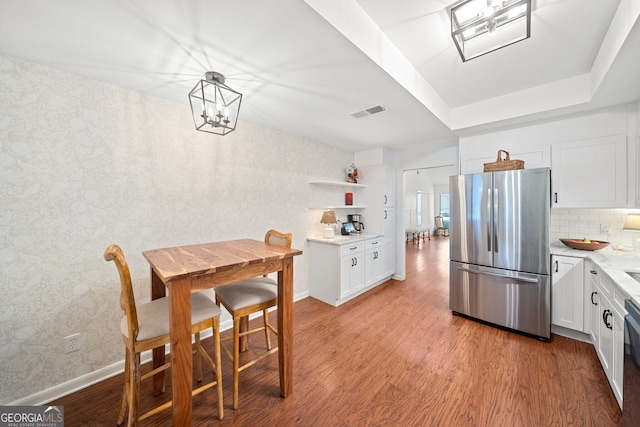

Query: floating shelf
[
  {"left": 309, "top": 205, "right": 367, "bottom": 210},
  {"left": 309, "top": 180, "right": 367, "bottom": 188}
]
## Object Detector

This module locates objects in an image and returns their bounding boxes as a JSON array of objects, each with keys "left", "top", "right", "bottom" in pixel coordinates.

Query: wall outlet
[
  {"left": 600, "top": 223, "right": 611, "bottom": 235},
  {"left": 64, "top": 333, "right": 81, "bottom": 354}
]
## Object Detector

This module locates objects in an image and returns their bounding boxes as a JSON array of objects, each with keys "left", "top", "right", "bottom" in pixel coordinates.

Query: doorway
[{"left": 403, "top": 165, "right": 454, "bottom": 236}]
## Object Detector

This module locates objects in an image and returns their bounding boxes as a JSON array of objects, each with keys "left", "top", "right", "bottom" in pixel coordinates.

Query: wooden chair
[
  {"left": 214, "top": 229, "right": 292, "bottom": 409},
  {"left": 434, "top": 216, "right": 450, "bottom": 236},
  {"left": 104, "top": 244, "right": 223, "bottom": 426}
]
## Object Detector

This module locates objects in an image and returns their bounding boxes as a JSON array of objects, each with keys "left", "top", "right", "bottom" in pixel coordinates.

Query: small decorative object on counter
[
  {"left": 320, "top": 209, "right": 338, "bottom": 238},
  {"left": 346, "top": 163, "right": 359, "bottom": 183},
  {"left": 483, "top": 150, "right": 524, "bottom": 172},
  {"left": 345, "top": 192, "right": 353, "bottom": 205},
  {"left": 560, "top": 238, "right": 610, "bottom": 251}
]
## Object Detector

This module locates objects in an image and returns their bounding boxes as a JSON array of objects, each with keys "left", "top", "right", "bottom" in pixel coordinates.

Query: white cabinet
[
  {"left": 308, "top": 236, "right": 392, "bottom": 307},
  {"left": 360, "top": 165, "right": 396, "bottom": 236},
  {"left": 588, "top": 264, "right": 627, "bottom": 409},
  {"left": 360, "top": 165, "right": 396, "bottom": 279},
  {"left": 383, "top": 167, "right": 396, "bottom": 207},
  {"left": 383, "top": 239, "right": 395, "bottom": 278},
  {"left": 383, "top": 207, "right": 395, "bottom": 243},
  {"left": 339, "top": 243, "right": 365, "bottom": 299},
  {"left": 551, "top": 255, "right": 584, "bottom": 331},
  {"left": 365, "top": 238, "right": 384, "bottom": 287},
  {"left": 551, "top": 135, "right": 627, "bottom": 208},
  {"left": 587, "top": 262, "right": 600, "bottom": 344}
]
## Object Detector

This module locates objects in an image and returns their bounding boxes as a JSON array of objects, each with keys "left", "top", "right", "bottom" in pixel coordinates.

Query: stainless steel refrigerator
[{"left": 449, "top": 167, "right": 551, "bottom": 340}]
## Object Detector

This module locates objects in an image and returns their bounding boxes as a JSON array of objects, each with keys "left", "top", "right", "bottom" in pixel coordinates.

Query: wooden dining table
[{"left": 142, "top": 238, "right": 302, "bottom": 425}]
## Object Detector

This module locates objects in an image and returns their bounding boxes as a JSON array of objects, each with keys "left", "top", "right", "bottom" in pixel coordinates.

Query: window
[
  {"left": 416, "top": 192, "right": 422, "bottom": 227},
  {"left": 440, "top": 193, "right": 450, "bottom": 227}
]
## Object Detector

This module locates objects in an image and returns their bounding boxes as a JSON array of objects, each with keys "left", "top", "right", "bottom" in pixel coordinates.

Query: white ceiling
[{"left": 0, "top": 0, "right": 638, "bottom": 152}]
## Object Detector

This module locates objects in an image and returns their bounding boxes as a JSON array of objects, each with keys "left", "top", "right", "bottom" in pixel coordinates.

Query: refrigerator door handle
[
  {"left": 487, "top": 188, "right": 492, "bottom": 252},
  {"left": 455, "top": 265, "right": 540, "bottom": 284},
  {"left": 494, "top": 188, "right": 499, "bottom": 253}
]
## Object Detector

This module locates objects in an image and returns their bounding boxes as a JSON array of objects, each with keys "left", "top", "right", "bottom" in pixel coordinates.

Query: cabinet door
[
  {"left": 588, "top": 269, "right": 600, "bottom": 344},
  {"left": 551, "top": 135, "right": 627, "bottom": 208},
  {"left": 612, "top": 308, "right": 624, "bottom": 408},
  {"left": 597, "top": 288, "right": 614, "bottom": 376},
  {"left": 383, "top": 239, "right": 395, "bottom": 278},
  {"left": 383, "top": 207, "right": 395, "bottom": 243},
  {"left": 365, "top": 242, "right": 386, "bottom": 287},
  {"left": 551, "top": 256, "right": 584, "bottom": 331},
  {"left": 384, "top": 167, "right": 395, "bottom": 206},
  {"left": 340, "top": 253, "right": 364, "bottom": 299}
]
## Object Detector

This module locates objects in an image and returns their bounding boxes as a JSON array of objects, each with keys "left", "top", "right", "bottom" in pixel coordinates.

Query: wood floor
[{"left": 50, "top": 237, "right": 622, "bottom": 426}]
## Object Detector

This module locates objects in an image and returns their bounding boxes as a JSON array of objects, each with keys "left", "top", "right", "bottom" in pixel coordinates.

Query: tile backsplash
[{"left": 551, "top": 208, "right": 640, "bottom": 247}]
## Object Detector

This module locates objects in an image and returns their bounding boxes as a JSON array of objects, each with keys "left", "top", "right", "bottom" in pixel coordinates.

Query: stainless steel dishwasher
[{"left": 623, "top": 299, "right": 640, "bottom": 426}]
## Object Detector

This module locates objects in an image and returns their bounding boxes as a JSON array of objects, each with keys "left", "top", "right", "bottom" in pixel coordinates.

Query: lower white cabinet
[
  {"left": 308, "top": 236, "right": 393, "bottom": 306},
  {"left": 551, "top": 255, "right": 584, "bottom": 331},
  {"left": 588, "top": 264, "right": 627, "bottom": 409},
  {"left": 383, "top": 239, "right": 395, "bottom": 278},
  {"left": 339, "top": 244, "right": 365, "bottom": 299},
  {"left": 587, "top": 265, "right": 600, "bottom": 346},
  {"left": 364, "top": 239, "right": 384, "bottom": 287}
]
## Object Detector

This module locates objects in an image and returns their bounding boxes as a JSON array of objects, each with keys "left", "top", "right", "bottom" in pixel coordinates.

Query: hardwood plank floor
[{"left": 50, "top": 237, "right": 622, "bottom": 426}]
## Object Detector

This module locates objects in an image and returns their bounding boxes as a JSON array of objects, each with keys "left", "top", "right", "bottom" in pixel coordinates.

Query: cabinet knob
[
  {"left": 590, "top": 291, "right": 598, "bottom": 306},
  {"left": 590, "top": 270, "right": 597, "bottom": 275}
]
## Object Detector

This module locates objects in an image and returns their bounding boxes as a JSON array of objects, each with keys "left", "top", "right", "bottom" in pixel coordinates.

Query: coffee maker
[{"left": 347, "top": 214, "right": 365, "bottom": 233}]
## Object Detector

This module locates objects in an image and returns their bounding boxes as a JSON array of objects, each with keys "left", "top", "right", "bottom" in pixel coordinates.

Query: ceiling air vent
[{"left": 349, "top": 104, "right": 387, "bottom": 119}]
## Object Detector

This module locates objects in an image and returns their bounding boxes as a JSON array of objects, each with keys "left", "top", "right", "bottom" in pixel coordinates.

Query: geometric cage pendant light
[
  {"left": 188, "top": 71, "right": 242, "bottom": 135},
  {"left": 451, "top": 0, "right": 531, "bottom": 62}
]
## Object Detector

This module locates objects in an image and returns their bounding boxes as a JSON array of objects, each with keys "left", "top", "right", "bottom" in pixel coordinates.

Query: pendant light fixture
[
  {"left": 188, "top": 71, "right": 242, "bottom": 135},
  {"left": 451, "top": 0, "right": 531, "bottom": 62}
]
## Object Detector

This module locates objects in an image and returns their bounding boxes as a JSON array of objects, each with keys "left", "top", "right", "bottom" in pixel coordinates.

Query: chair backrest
[
  {"left": 104, "top": 244, "right": 139, "bottom": 343},
  {"left": 435, "top": 216, "right": 444, "bottom": 228},
  {"left": 264, "top": 229, "right": 292, "bottom": 248}
]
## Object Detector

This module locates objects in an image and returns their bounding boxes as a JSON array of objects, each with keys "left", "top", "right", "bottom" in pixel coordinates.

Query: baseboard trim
[{"left": 10, "top": 290, "right": 310, "bottom": 406}]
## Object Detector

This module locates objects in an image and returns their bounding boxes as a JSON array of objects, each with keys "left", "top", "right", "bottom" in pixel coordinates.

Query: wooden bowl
[{"left": 560, "top": 238, "right": 610, "bottom": 251}]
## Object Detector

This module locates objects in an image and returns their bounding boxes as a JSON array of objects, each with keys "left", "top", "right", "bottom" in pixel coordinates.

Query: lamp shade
[
  {"left": 624, "top": 214, "right": 640, "bottom": 231},
  {"left": 320, "top": 210, "right": 337, "bottom": 225}
]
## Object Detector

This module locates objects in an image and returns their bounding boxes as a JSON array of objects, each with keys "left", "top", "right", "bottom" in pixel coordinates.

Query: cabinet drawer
[
  {"left": 340, "top": 243, "right": 364, "bottom": 256},
  {"left": 365, "top": 239, "right": 383, "bottom": 250}
]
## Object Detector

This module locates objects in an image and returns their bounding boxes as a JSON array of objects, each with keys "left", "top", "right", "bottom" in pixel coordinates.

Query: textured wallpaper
[{"left": 0, "top": 54, "right": 353, "bottom": 404}]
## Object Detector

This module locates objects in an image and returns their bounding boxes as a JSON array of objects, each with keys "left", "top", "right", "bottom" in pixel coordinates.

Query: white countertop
[
  {"left": 307, "top": 233, "right": 383, "bottom": 245},
  {"left": 551, "top": 241, "right": 640, "bottom": 306}
]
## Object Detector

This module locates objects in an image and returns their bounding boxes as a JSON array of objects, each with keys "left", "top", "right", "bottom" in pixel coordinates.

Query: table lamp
[
  {"left": 320, "top": 209, "right": 337, "bottom": 238},
  {"left": 623, "top": 213, "right": 640, "bottom": 254}
]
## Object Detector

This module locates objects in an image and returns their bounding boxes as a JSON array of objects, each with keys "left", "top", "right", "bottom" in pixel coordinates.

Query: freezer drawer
[{"left": 450, "top": 261, "right": 551, "bottom": 339}]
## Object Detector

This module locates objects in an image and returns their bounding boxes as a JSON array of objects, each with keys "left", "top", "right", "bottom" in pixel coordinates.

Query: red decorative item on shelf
[{"left": 345, "top": 193, "right": 353, "bottom": 205}]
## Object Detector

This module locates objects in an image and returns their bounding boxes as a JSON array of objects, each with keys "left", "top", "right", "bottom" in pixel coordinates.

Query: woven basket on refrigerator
[{"left": 483, "top": 150, "right": 525, "bottom": 172}]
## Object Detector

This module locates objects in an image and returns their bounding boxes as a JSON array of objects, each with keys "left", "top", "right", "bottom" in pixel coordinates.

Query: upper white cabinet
[
  {"left": 551, "top": 135, "right": 627, "bottom": 208},
  {"left": 383, "top": 167, "right": 396, "bottom": 207},
  {"left": 360, "top": 165, "right": 396, "bottom": 239}
]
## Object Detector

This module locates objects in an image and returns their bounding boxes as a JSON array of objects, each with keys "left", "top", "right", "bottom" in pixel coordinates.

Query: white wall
[{"left": 0, "top": 54, "right": 354, "bottom": 404}]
